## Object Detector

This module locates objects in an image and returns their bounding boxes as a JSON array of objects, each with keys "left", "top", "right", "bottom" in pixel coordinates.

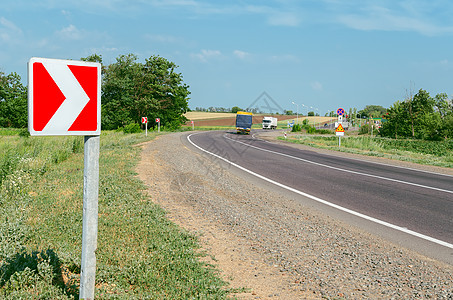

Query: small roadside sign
[
  {"left": 142, "top": 117, "right": 148, "bottom": 136},
  {"left": 336, "top": 123, "right": 345, "bottom": 136},
  {"left": 337, "top": 108, "right": 345, "bottom": 116},
  {"left": 156, "top": 118, "right": 161, "bottom": 133}
]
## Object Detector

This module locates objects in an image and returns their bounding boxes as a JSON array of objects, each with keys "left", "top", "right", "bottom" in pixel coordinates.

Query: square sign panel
[{"left": 28, "top": 57, "right": 101, "bottom": 136}]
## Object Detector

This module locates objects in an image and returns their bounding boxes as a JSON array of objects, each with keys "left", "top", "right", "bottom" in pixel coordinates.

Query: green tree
[
  {"left": 0, "top": 71, "right": 27, "bottom": 128},
  {"left": 101, "top": 54, "right": 140, "bottom": 129},
  {"left": 380, "top": 101, "right": 410, "bottom": 139},
  {"left": 380, "top": 89, "right": 450, "bottom": 140},
  {"left": 406, "top": 89, "right": 435, "bottom": 139},
  {"left": 231, "top": 106, "right": 242, "bottom": 113},
  {"left": 358, "top": 105, "right": 387, "bottom": 118},
  {"left": 434, "top": 93, "right": 453, "bottom": 139},
  {"left": 101, "top": 54, "right": 190, "bottom": 130},
  {"left": 81, "top": 53, "right": 103, "bottom": 64}
]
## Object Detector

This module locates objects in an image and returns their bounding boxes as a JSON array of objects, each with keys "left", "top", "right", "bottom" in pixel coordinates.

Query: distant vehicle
[
  {"left": 236, "top": 111, "right": 253, "bottom": 134},
  {"left": 262, "top": 117, "right": 278, "bottom": 129}
]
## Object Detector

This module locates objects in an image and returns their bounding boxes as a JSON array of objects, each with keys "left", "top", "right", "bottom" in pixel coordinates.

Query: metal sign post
[
  {"left": 28, "top": 58, "right": 102, "bottom": 300},
  {"left": 191, "top": 120, "right": 194, "bottom": 130},
  {"left": 336, "top": 123, "right": 345, "bottom": 148},
  {"left": 80, "top": 135, "right": 100, "bottom": 299},
  {"left": 142, "top": 117, "right": 148, "bottom": 136},
  {"left": 156, "top": 118, "right": 160, "bottom": 133}
]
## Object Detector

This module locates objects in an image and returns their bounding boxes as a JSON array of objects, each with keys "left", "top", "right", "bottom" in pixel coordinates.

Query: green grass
[
  {"left": 279, "top": 134, "right": 453, "bottom": 168},
  {"left": 0, "top": 131, "right": 231, "bottom": 298}
]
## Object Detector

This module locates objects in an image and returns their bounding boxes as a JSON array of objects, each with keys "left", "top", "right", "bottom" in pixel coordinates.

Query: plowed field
[{"left": 184, "top": 114, "right": 333, "bottom": 127}]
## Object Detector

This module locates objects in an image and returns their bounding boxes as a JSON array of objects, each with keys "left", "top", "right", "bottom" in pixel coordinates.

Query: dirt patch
[{"left": 136, "top": 135, "right": 314, "bottom": 299}]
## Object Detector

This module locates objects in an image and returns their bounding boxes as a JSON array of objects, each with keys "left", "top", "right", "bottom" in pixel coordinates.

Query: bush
[
  {"left": 291, "top": 124, "right": 301, "bottom": 132},
  {"left": 122, "top": 123, "right": 142, "bottom": 134},
  {"left": 315, "top": 129, "right": 332, "bottom": 134},
  {"left": 359, "top": 124, "right": 371, "bottom": 135}
]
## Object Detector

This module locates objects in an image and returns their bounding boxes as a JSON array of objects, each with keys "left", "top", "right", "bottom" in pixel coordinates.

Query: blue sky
[{"left": 1, "top": 0, "right": 453, "bottom": 114}]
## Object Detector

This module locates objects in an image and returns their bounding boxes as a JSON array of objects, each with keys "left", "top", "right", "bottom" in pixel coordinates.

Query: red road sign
[
  {"left": 142, "top": 117, "right": 148, "bottom": 124},
  {"left": 28, "top": 57, "right": 101, "bottom": 136},
  {"left": 156, "top": 118, "right": 160, "bottom": 123},
  {"left": 336, "top": 108, "right": 345, "bottom": 116}
]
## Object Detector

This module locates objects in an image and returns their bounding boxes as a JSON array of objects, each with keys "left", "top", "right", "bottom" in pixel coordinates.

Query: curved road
[{"left": 186, "top": 130, "right": 453, "bottom": 264}]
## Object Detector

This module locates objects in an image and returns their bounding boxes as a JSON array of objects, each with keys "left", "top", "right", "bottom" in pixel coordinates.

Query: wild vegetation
[
  {"left": 380, "top": 89, "right": 453, "bottom": 140},
  {"left": 279, "top": 134, "right": 453, "bottom": 168},
  {"left": 0, "top": 130, "right": 231, "bottom": 298},
  {"left": 0, "top": 71, "right": 27, "bottom": 128}
]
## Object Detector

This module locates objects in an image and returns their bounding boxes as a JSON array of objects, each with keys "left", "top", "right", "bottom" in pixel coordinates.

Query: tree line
[
  {"left": 380, "top": 89, "right": 453, "bottom": 140},
  {"left": 0, "top": 53, "right": 190, "bottom": 130},
  {"left": 1, "top": 60, "right": 452, "bottom": 140}
]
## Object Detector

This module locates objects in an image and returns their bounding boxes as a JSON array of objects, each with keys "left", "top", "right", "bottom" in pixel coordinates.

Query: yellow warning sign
[{"left": 336, "top": 123, "right": 345, "bottom": 132}]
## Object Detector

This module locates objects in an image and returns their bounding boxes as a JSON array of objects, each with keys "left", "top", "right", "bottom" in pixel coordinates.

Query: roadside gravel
[{"left": 136, "top": 132, "right": 453, "bottom": 299}]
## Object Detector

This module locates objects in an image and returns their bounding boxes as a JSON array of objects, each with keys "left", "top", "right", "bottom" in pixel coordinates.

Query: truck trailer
[
  {"left": 262, "top": 117, "right": 278, "bottom": 129},
  {"left": 236, "top": 111, "right": 253, "bottom": 134}
]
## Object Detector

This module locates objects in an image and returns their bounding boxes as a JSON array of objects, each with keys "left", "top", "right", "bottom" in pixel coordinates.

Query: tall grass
[
  {"left": 0, "top": 131, "right": 230, "bottom": 298},
  {"left": 279, "top": 135, "right": 453, "bottom": 168}
]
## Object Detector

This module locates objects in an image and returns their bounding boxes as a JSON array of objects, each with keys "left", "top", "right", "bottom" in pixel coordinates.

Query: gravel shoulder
[{"left": 136, "top": 132, "right": 453, "bottom": 299}]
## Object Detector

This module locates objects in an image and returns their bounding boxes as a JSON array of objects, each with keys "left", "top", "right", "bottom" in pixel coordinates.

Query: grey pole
[{"left": 80, "top": 135, "right": 100, "bottom": 299}]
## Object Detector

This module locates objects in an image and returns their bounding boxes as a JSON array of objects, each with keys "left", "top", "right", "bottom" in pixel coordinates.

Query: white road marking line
[
  {"left": 224, "top": 134, "right": 453, "bottom": 195},
  {"left": 187, "top": 132, "right": 453, "bottom": 250}
]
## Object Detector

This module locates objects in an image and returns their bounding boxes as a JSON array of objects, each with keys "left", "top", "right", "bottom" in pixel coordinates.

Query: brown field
[
  {"left": 184, "top": 112, "right": 334, "bottom": 127},
  {"left": 184, "top": 112, "right": 237, "bottom": 120}
]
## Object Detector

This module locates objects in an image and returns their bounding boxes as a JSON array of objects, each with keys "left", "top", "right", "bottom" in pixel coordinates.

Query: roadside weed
[
  {"left": 280, "top": 134, "right": 453, "bottom": 167},
  {"left": 0, "top": 131, "right": 230, "bottom": 298}
]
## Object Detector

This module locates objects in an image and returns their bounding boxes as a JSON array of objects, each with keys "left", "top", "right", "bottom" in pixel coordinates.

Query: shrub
[
  {"left": 359, "top": 124, "right": 371, "bottom": 135},
  {"left": 122, "top": 123, "right": 142, "bottom": 134},
  {"left": 18, "top": 129, "right": 30, "bottom": 138},
  {"left": 315, "top": 129, "right": 332, "bottom": 134},
  {"left": 291, "top": 124, "right": 301, "bottom": 132}
]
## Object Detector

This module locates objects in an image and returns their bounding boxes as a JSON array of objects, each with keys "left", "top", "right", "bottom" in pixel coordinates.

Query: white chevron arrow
[{"left": 42, "top": 62, "right": 89, "bottom": 132}]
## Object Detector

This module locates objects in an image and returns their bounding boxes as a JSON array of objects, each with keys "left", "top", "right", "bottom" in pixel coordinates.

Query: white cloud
[
  {"left": 268, "top": 12, "right": 301, "bottom": 27},
  {"left": 191, "top": 49, "right": 222, "bottom": 62},
  {"left": 0, "top": 17, "right": 22, "bottom": 43},
  {"left": 57, "top": 24, "right": 83, "bottom": 40},
  {"left": 233, "top": 50, "right": 250, "bottom": 59},
  {"left": 336, "top": 4, "right": 453, "bottom": 36},
  {"left": 0, "top": 17, "right": 22, "bottom": 33}
]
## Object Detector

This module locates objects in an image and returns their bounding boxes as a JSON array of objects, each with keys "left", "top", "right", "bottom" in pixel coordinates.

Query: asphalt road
[{"left": 186, "top": 130, "right": 453, "bottom": 264}]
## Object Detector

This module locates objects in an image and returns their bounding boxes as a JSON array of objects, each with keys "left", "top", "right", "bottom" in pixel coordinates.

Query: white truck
[{"left": 262, "top": 117, "right": 278, "bottom": 129}]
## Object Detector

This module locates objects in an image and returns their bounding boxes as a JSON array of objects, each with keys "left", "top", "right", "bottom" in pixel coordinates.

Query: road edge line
[{"left": 187, "top": 132, "right": 453, "bottom": 250}]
